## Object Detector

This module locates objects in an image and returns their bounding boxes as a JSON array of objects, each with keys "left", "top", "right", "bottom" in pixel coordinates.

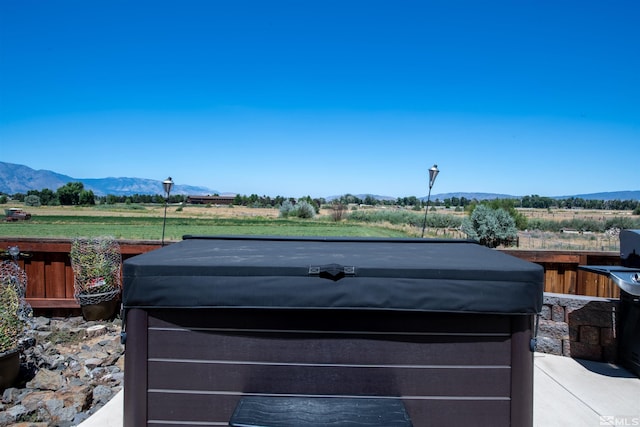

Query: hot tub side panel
[
  {"left": 510, "top": 314, "right": 535, "bottom": 426},
  {"left": 123, "top": 308, "right": 148, "bottom": 427},
  {"left": 124, "top": 309, "right": 533, "bottom": 427}
]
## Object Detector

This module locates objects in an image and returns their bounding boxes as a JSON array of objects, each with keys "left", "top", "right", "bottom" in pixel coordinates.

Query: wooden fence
[
  {"left": 0, "top": 238, "right": 160, "bottom": 314},
  {"left": 0, "top": 238, "right": 622, "bottom": 315},
  {"left": 501, "top": 249, "right": 621, "bottom": 298}
]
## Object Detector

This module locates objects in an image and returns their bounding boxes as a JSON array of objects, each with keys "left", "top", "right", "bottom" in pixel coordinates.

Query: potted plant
[
  {"left": 0, "top": 248, "right": 29, "bottom": 391},
  {"left": 70, "top": 236, "right": 122, "bottom": 321}
]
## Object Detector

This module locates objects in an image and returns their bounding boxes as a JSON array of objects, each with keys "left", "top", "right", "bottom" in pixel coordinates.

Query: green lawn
[{"left": 0, "top": 215, "right": 412, "bottom": 241}]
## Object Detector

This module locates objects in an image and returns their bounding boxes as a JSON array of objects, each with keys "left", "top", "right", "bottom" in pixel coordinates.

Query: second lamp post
[
  {"left": 421, "top": 165, "right": 439, "bottom": 238},
  {"left": 161, "top": 177, "right": 174, "bottom": 246}
]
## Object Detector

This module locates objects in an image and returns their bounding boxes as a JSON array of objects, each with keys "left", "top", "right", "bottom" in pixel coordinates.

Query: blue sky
[{"left": 1, "top": 1, "right": 638, "bottom": 198}]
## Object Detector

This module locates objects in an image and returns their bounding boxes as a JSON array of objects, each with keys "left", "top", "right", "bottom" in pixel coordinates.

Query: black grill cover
[{"left": 123, "top": 236, "right": 543, "bottom": 314}]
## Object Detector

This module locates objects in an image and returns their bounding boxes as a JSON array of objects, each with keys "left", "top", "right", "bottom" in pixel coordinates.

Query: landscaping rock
[
  {"left": 85, "top": 325, "right": 107, "bottom": 339},
  {"left": 10, "top": 422, "right": 49, "bottom": 427},
  {"left": 26, "top": 369, "right": 64, "bottom": 391},
  {"left": 0, "top": 316, "right": 123, "bottom": 427}
]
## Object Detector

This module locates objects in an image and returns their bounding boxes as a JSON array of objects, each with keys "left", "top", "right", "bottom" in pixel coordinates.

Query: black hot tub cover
[{"left": 123, "top": 236, "right": 543, "bottom": 314}]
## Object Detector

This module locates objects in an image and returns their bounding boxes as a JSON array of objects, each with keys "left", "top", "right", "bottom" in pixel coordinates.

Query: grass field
[
  {"left": 0, "top": 204, "right": 411, "bottom": 240},
  {"left": 1, "top": 203, "right": 636, "bottom": 250},
  {"left": 515, "top": 208, "right": 636, "bottom": 251}
]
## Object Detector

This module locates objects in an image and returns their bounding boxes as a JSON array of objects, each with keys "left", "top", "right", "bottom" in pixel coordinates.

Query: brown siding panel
[
  {"left": 147, "top": 329, "right": 512, "bottom": 366},
  {"left": 140, "top": 309, "right": 517, "bottom": 426},
  {"left": 147, "top": 393, "right": 511, "bottom": 427},
  {"left": 123, "top": 309, "right": 148, "bottom": 427},
  {"left": 148, "top": 360, "right": 511, "bottom": 396}
]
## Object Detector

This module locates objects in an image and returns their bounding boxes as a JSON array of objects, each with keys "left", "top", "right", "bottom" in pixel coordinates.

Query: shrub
[
  {"left": 0, "top": 283, "right": 21, "bottom": 353},
  {"left": 604, "top": 216, "right": 639, "bottom": 230},
  {"left": 70, "top": 236, "right": 122, "bottom": 305},
  {"left": 0, "top": 259, "right": 30, "bottom": 354},
  {"left": 331, "top": 203, "right": 347, "bottom": 221},
  {"left": 347, "top": 209, "right": 462, "bottom": 229},
  {"left": 291, "top": 201, "right": 316, "bottom": 219},
  {"left": 461, "top": 205, "right": 518, "bottom": 248},
  {"left": 24, "top": 195, "right": 41, "bottom": 207},
  {"left": 279, "top": 200, "right": 294, "bottom": 218},
  {"left": 279, "top": 200, "right": 316, "bottom": 219},
  {"left": 468, "top": 200, "right": 528, "bottom": 230},
  {"left": 525, "top": 216, "right": 640, "bottom": 233}
]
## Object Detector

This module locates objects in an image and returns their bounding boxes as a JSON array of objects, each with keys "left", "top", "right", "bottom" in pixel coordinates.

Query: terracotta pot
[{"left": 0, "top": 348, "right": 20, "bottom": 391}]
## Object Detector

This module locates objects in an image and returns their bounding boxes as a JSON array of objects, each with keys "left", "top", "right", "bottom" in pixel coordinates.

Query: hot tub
[{"left": 122, "top": 236, "right": 543, "bottom": 426}]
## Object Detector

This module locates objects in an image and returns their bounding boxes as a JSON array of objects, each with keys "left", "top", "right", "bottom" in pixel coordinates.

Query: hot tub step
[{"left": 229, "top": 396, "right": 412, "bottom": 427}]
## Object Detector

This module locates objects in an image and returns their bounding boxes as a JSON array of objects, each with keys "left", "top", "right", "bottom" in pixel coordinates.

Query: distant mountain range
[
  {"left": 430, "top": 191, "right": 640, "bottom": 201},
  {"left": 1, "top": 162, "right": 639, "bottom": 200},
  {"left": 429, "top": 192, "right": 519, "bottom": 201},
  {"left": 0, "top": 162, "right": 216, "bottom": 197}
]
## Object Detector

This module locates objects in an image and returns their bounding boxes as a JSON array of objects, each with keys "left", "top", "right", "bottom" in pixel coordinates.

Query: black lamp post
[
  {"left": 161, "top": 177, "right": 174, "bottom": 246},
  {"left": 421, "top": 164, "right": 439, "bottom": 238}
]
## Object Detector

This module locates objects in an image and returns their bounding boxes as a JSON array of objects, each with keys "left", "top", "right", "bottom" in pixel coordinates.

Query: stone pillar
[{"left": 536, "top": 293, "right": 618, "bottom": 362}]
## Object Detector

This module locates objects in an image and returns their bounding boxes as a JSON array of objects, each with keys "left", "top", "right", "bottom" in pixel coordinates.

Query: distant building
[{"left": 186, "top": 195, "right": 235, "bottom": 205}]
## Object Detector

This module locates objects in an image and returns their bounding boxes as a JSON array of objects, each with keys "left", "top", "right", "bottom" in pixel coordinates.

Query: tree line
[
  {"left": 2, "top": 183, "right": 639, "bottom": 249},
  {"left": 1, "top": 183, "right": 639, "bottom": 214},
  {"left": 0, "top": 183, "right": 188, "bottom": 207}
]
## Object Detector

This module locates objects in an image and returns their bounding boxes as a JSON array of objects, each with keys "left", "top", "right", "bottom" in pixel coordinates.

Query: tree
[
  {"left": 363, "top": 195, "right": 378, "bottom": 206},
  {"left": 339, "top": 194, "right": 362, "bottom": 205},
  {"left": 521, "top": 194, "right": 554, "bottom": 209},
  {"left": 461, "top": 205, "right": 518, "bottom": 248},
  {"left": 40, "top": 188, "right": 58, "bottom": 205},
  {"left": 27, "top": 188, "right": 57, "bottom": 206},
  {"left": 79, "top": 189, "right": 96, "bottom": 206},
  {"left": 57, "top": 182, "right": 85, "bottom": 205}
]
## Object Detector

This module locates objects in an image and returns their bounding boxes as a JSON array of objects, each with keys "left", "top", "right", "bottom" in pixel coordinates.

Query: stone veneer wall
[{"left": 535, "top": 292, "right": 619, "bottom": 362}]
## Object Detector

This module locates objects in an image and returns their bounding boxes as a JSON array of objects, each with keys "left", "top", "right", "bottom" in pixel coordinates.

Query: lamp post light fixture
[
  {"left": 8, "top": 246, "right": 20, "bottom": 261},
  {"left": 161, "top": 177, "right": 174, "bottom": 246},
  {"left": 421, "top": 164, "right": 440, "bottom": 238}
]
